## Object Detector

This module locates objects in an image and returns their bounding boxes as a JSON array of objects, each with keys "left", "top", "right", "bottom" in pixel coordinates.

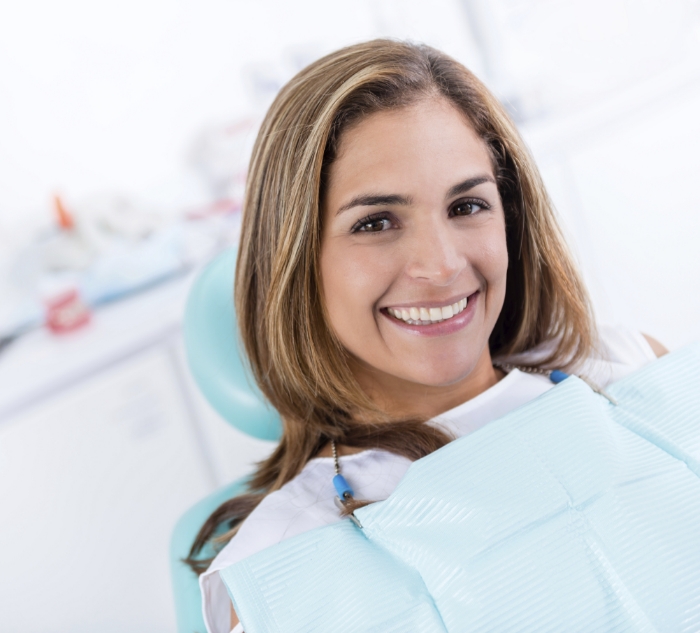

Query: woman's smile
[{"left": 381, "top": 291, "right": 478, "bottom": 335}]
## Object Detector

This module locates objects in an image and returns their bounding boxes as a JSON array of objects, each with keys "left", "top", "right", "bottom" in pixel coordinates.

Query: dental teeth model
[{"left": 387, "top": 297, "right": 468, "bottom": 325}]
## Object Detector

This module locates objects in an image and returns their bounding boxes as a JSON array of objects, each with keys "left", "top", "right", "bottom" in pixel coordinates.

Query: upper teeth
[{"left": 387, "top": 297, "right": 468, "bottom": 325}]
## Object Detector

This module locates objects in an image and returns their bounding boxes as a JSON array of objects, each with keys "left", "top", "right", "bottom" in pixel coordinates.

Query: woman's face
[{"left": 320, "top": 97, "right": 508, "bottom": 407}]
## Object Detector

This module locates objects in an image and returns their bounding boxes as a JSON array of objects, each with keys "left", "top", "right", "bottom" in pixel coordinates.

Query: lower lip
[{"left": 380, "top": 292, "right": 479, "bottom": 337}]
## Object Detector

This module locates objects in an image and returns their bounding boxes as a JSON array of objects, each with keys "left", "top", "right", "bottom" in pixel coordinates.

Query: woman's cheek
[
  {"left": 489, "top": 238, "right": 509, "bottom": 286},
  {"left": 470, "top": 222, "right": 508, "bottom": 278},
  {"left": 321, "top": 245, "right": 388, "bottom": 343},
  {"left": 471, "top": 225, "right": 509, "bottom": 318}
]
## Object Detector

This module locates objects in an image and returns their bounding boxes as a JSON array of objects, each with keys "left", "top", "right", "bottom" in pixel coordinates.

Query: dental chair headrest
[{"left": 183, "top": 248, "right": 282, "bottom": 441}]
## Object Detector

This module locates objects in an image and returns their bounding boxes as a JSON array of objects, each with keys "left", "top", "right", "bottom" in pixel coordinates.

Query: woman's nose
[{"left": 403, "top": 221, "right": 466, "bottom": 285}]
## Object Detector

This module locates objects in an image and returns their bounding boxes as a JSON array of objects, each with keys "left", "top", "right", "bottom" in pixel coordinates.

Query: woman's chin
[{"left": 394, "top": 362, "right": 479, "bottom": 389}]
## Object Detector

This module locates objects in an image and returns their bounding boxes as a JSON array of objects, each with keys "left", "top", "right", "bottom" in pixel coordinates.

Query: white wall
[{"left": 527, "top": 83, "right": 700, "bottom": 349}]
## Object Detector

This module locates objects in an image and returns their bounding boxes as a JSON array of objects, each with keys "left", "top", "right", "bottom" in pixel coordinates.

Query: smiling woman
[{"left": 185, "top": 40, "right": 662, "bottom": 633}]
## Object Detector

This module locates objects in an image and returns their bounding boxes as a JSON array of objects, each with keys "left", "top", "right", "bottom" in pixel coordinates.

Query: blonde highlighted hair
[{"left": 186, "top": 39, "right": 595, "bottom": 572}]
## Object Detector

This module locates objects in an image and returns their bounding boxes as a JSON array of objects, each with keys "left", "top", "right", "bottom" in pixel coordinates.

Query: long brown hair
[{"left": 185, "top": 39, "right": 595, "bottom": 573}]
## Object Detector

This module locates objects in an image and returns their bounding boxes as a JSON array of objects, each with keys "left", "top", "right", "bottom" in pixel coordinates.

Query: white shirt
[{"left": 200, "top": 326, "right": 657, "bottom": 633}]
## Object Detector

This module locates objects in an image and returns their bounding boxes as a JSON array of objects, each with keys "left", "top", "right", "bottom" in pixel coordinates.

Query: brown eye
[
  {"left": 361, "top": 218, "right": 391, "bottom": 232},
  {"left": 450, "top": 198, "right": 489, "bottom": 217},
  {"left": 352, "top": 213, "right": 394, "bottom": 233}
]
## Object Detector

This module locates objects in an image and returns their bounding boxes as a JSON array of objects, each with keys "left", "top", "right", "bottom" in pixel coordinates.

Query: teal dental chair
[{"left": 170, "top": 249, "right": 282, "bottom": 633}]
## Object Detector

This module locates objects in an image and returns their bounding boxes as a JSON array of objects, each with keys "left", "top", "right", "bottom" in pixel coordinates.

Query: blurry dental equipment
[
  {"left": 0, "top": 114, "right": 261, "bottom": 353},
  {"left": 189, "top": 119, "right": 257, "bottom": 203},
  {"left": 0, "top": 193, "right": 242, "bottom": 353}
]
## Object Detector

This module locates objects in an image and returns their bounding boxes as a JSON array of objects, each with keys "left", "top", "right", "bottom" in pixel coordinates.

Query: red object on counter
[{"left": 45, "top": 289, "right": 91, "bottom": 334}]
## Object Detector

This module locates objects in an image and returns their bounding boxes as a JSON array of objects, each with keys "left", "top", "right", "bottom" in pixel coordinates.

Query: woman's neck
[
  {"left": 318, "top": 348, "right": 504, "bottom": 458},
  {"left": 352, "top": 346, "right": 505, "bottom": 421}
]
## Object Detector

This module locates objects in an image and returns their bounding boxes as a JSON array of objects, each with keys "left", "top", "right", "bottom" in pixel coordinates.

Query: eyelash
[{"left": 350, "top": 198, "right": 491, "bottom": 234}]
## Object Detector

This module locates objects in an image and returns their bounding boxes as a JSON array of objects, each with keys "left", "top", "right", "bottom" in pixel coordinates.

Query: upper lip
[{"left": 381, "top": 291, "right": 478, "bottom": 310}]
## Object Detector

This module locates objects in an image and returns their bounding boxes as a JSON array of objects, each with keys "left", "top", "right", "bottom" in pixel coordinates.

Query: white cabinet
[{"left": 0, "top": 280, "right": 275, "bottom": 632}]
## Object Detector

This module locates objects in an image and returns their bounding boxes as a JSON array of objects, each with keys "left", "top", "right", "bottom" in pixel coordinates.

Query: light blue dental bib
[{"left": 221, "top": 345, "right": 700, "bottom": 632}]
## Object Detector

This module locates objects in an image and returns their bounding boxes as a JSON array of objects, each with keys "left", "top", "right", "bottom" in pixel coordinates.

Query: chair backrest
[
  {"left": 170, "top": 478, "right": 247, "bottom": 633},
  {"left": 171, "top": 248, "right": 281, "bottom": 632}
]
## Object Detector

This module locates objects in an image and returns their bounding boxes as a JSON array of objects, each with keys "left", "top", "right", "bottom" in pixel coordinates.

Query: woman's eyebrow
[
  {"left": 336, "top": 194, "right": 413, "bottom": 216},
  {"left": 446, "top": 175, "right": 496, "bottom": 199},
  {"left": 335, "top": 175, "right": 495, "bottom": 215}
]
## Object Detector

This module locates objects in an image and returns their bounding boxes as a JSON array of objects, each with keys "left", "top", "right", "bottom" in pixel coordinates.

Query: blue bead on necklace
[{"left": 332, "top": 440, "right": 362, "bottom": 527}]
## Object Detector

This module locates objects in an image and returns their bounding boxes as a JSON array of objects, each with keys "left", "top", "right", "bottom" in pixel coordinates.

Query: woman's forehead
[{"left": 325, "top": 98, "right": 496, "bottom": 209}]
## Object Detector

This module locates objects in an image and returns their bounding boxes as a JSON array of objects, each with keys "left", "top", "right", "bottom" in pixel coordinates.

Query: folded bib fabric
[{"left": 221, "top": 344, "right": 700, "bottom": 633}]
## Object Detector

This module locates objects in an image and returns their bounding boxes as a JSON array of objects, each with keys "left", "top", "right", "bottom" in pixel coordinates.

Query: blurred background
[{"left": 0, "top": 0, "right": 699, "bottom": 630}]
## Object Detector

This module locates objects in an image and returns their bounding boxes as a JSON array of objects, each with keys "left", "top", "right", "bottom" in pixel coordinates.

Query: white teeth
[{"left": 386, "top": 296, "right": 470, "bottom": 325}]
